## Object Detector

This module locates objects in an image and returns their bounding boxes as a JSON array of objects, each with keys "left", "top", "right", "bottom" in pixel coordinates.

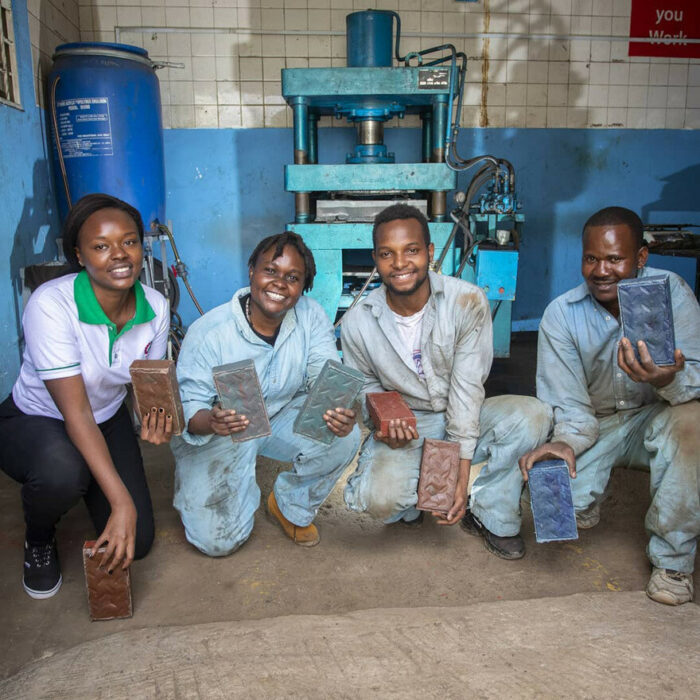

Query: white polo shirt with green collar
[{"left": 13, "top": 270, "right": 169, "bottom": 424}]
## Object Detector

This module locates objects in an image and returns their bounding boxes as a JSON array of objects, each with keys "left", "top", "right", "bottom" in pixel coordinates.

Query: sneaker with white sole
[
  {"left": 23, "top": 540, "right": 62, "bottom": 599},
  {"left": 646, "top": 567, "right": 694, "bottom": 606},
  {"left": 575, "top": 501, "right": 601, "bottom": 530}
]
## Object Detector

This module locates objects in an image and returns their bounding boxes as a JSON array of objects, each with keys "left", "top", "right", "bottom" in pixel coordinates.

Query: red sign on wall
[{"left": 629, "top": 0, "right": 700, "bottom": 58}]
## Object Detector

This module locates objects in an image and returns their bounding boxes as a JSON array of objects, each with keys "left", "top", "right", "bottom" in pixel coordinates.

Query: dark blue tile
[
  {"left": 529, "top": 459, "right": 578, "bottom": 543},
  {"left": 618, "top": 275, "right": 675, "bottom": 366}
]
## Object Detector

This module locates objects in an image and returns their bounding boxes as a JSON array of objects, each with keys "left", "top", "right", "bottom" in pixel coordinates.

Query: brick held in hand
[
  {"left": 82, "top": 541, "right": 133, "bottom": 621},
  {"left": 366, "top": 391, "right": 416, "bottom": 434},
  {"left": 617, "top": 275, "right": 676, "bottom": 366},
  {"left": 416, "top": 438, "right": 460, "bottom": 514},
  {"left": 129, "top": 359, "right": 185, "bottom": 435},
  {"left": 293, "top": 359, "right": 364, "bottom": 444},
  {"left": 528, "top": 459, "right": 578, "bottom": 543},
  {"left": 212, "top": 359, "right": 271, "bottom": 442}
]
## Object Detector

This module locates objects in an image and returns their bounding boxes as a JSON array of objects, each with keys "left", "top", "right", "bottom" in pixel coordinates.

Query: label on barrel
[
  {"left": 418, "top": 69, "right": 449, "bottom": 90},
  {"left": 56, "top": 97, "right": 114, "bottom": 158}
]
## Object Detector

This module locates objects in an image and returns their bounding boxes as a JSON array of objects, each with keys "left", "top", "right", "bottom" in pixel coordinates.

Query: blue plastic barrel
[
  {"left": 48, "top": 43, "right": 165, "bottom": 229},
  {"left": 346, "top": 11, "right": 394, "bottom": 68}
]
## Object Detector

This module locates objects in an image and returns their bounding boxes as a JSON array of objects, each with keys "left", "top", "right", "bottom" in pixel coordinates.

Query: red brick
[
  {"left": 129, "top": 359, "right": 185, "bottom": 435},
  {"left": 83, "top": 541, "right": 133, "bottom": 621},
  {"left": 366, "top": 391, "right": 417, "bottom": 434},
  {"left": 417, "top": 439, "right": 460, "bottom": 514}
]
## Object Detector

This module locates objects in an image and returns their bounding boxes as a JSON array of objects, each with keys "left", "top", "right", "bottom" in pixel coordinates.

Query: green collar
[{"left": 74, "top": 270, "right": 156, "bottom": 364}]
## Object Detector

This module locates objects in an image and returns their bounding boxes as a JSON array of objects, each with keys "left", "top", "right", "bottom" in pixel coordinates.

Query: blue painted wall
[
  {"left": 0, "top": 2, "right": 61, "bottom": 397},
  {"left": 164, "top": 127, "right": 700, "bottom": 329}
]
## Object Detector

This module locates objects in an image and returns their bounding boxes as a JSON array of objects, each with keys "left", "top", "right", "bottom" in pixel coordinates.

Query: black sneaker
[
  {"left": 460, "top": 509, "right": 525, "bottom": 560},
  {"left": 23, "top": 540, "right": 62, "bottom": 599},
  {"left": 401, "top": 511, "right": 425, "bottom": 528}
]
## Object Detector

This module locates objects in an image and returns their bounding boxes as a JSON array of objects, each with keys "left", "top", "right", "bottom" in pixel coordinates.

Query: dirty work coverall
[
  {"left": 340, "top": 271, "right": 552, "bottom": 533},
  {"left": 537, "top": 266, "right": 700, "bottom": 573},
  {"left": 171, "top": 288, "right": 361, "bottom": 556}
]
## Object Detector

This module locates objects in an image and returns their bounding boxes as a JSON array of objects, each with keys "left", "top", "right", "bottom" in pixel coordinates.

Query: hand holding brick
[
  {"left": 366, "top": 391, "right": 417, "bottom": 434},
  {"left": 528, "top": 459, "right": 578, "bottom": 543},
  {"left": 293, "top": 360, "right": 364, "bottom": 444},
  {"left": 416, "top": 438, "right": 460, "bottom": 514},
  {"left": 129, "top": 359, "right": 185, "bottom": 435},
  {"left": 83, "top": 541, "right": 133, "bottom": 621},
  {"left": 212, "top": 359, "right": 271, "bottom": 442}
]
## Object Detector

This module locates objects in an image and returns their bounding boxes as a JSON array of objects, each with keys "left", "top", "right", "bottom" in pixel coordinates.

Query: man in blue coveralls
[
  {"left": 519, "top": 206, "right": 700, "bottom": 605},
  {"left": 171, "top": 232, "right": 361, "bottom": 556},
  {"left": 341, "top": 204, "right": 551, "bottom": 558}
]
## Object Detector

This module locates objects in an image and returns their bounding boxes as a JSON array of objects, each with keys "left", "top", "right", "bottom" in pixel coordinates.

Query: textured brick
[
  {"left": 293, "top": 360, "right": 363, "bottom": 444},
  {"left": 212, "top": 359, "right": 271, "bottom": 442},
  {"left": 417, "top": 439, "right": 460, "bottom": 514},
  {"left": 366, "top": 391, "right": 416, "bottom": 434},
  {"left": 528, "top": 459, "right": 578, "bottom": 543},
  {"left": 618, "top": 275, "right": 676, "bottom": 366},
  {"left": 129, "top": 360, "right": 185, "bottom": 435},
  {"left": 83, "top": 541, "right": 133, "bottom": 621}
]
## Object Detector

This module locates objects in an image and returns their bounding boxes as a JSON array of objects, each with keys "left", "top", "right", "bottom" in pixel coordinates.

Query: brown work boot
[{"left": 267, "top": 491, "right": 320, "bottom": 547}]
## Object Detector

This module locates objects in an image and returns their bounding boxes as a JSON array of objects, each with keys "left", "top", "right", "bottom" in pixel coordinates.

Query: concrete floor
[
  {"left": 0, "top": 334, "right": 698, "bottom": 697},
  {"left": 3, "top": 593, "right": 699, "bottom": 699}
]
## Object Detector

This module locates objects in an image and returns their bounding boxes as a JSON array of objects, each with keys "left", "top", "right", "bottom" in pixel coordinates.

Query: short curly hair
[
  {"left": 247, "top": 231, "right": 317, "bottom": 293},
  {"left": 372, "top": 203, "right": 430, "bottom": 250},
  {"left": 583, "top": 206, "right": 645, "bottom": 249},
  {"left": 62, "top": 193, "right": 144, "bottom": 271}
]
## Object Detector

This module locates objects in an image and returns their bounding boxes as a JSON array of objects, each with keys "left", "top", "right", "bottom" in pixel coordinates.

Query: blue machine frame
[{"left": 282, "top": 10, "right": 523, "bottom": 357}]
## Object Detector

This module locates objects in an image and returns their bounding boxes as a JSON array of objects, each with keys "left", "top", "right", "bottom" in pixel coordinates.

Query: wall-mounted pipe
[{"left": 115, "top": 26, "right": 700, "bottom": 45}]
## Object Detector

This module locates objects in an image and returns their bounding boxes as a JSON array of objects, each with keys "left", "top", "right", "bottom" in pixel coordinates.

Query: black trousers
[{"left": 0, "top": 396, "right": 154, "bottom": 559}]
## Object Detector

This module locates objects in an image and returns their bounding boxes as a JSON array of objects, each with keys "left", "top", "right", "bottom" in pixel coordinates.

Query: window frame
[{"left": 0, "top": 0, "right": 21, "bottom": 109}]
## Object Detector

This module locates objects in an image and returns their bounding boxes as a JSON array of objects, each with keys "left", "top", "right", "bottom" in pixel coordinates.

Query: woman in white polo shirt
[{"left": 0, "top": 194, "right": 173, "bottom": 599}]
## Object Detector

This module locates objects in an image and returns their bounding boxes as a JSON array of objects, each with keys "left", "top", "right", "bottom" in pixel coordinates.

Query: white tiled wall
[
  {"left": 27, "top": 0, "right": 80, "bottom": 107},
  {"left": 68, "top": 0, "right": 700, "bottom": 129}
]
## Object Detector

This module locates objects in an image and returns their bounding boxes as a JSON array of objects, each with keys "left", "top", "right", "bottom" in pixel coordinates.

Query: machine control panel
[{"left": 475, "top": 249, "right": 519, "bottom": 301}]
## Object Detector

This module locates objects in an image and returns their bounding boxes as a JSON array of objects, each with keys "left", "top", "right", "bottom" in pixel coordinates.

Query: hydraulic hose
[
  {"left": 434, "top": 164, "right": 496, "bottom": 274},
  {"left": 49, "top": 75, "right": 72, "bottom": 210},
  {"left": 156, "top": 223, "right": 205, "bottom": 316}
]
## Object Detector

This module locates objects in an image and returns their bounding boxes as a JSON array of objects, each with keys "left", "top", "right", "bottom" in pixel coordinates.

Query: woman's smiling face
[
  {"left": 75, "top": 208, "right": 143, "bottom": 293},
  {"left": 248, "top": 243, "right": 306, "bottom": 321}
]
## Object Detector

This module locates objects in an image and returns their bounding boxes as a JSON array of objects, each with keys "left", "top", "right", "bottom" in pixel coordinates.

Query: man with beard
[
  {"left": 171, "top": 232, "right": 361, "bottom": 556},
  {"left": 340, "top": 204, "right": 551, "bottom": 559},
  {"left": 519, "top": 206, "right": 700, "bottom": 605}
]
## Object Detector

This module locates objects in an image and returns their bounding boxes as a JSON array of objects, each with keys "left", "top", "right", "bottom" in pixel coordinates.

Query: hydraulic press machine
[{"left": 283, "top": 9, "right": 523, "bottom": 356}]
